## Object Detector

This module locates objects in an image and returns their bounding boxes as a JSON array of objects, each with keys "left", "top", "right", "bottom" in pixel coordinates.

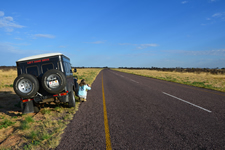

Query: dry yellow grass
[
  {"left": 113, "top": 69, "right": 225, "bottom": 92},
  {"left": 0, "top": 69, "right": 17, "bottom": 90},
  {"left": 73, "top": 68, "right": 102, "bottom": 85}
]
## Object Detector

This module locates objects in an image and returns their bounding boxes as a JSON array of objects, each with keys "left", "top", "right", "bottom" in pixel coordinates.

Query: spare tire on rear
[
  {"left": 41, "top": 69, "right": 66, "bottom": 94},
  {"left": 13, "top": 74, "right": 39, "bottom": 98}
]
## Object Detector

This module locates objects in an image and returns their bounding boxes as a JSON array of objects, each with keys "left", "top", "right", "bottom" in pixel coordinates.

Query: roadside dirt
[
  {"left": 0, "top": 88, "right": 23, "bottom": 148},
  {"left": 0, "top": 87, "right": 79, "bottom": 149},
  {"left": 0, "top": 88, "right": 45, "bottom": 149}
]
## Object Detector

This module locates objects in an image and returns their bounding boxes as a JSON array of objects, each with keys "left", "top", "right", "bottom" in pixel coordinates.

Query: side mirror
[{"left": 74, "top": 68, "right": 77, "bottom": 72}]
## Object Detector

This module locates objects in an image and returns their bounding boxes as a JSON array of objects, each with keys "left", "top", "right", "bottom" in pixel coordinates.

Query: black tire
[
  {"left": 73, "top": 78, "right": 79, "bottom": 96},
  {"left": 68, "top": 91, "right": 75, "bottom": 108},
  {"left": 13, "top": 74, "right": 39, "bottom": 98},
  {"left": 74, "top": 87, "right": 78, "bottom": 97},
  {"left": 42, "top": 69, "right": 67, "bottom": 94}
]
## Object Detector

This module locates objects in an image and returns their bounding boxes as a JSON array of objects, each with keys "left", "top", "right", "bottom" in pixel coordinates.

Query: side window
[
  {"left": 63, "top": 62, "right": 69, "bottom": 73},
  {"left": 27, "top": 66, "right": 38, "bottom": 76},
  {"left": 68, "top": 63, "right": 72, "bottom": 73},
  {"left": 67, "top": 63, "right": 70, "bottom": 73},
  {"left": 65, "top": 63, "right": 68, "bottom": 73},
  {"left": 42, "top": 63, "right": 53, "bottom": 74}
]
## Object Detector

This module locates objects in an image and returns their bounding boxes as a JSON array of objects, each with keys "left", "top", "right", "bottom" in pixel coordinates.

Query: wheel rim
[
  {"left": 46, "top": 74, "right": 61, "bottom": 88},
  {"left": 18, "top": 79, "right": 33, "bottom": 93}
]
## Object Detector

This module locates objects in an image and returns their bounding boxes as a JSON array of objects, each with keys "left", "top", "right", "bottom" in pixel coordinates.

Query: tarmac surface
[{"left": 56, "top": 69, "right": 225, "bottom": 149}]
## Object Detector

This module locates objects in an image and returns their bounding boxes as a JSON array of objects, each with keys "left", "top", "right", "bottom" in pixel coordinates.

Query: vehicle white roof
[{"left": 17, "top": 53, "right": 66, "bottom": 62}]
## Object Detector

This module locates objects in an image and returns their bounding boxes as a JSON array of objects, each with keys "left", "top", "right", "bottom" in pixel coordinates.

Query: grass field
[
  {"left": 113, "top": 69, "right": 225, "bottom": 93},
  {"left": 0, "top": 68, "right": 102, "bottom": 150},
  {"left": 0, "top": 69, "right": 17, "bottom": 90}
]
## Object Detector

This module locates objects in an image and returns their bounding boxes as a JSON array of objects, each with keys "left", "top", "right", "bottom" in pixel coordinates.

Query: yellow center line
[{"left": 102, "top": 72, "right": 112, "bottom": 150}]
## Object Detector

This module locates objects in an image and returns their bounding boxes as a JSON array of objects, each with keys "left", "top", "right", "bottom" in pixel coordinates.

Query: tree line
[{"left": 118, "top": 67, "right": 225, "bottom": 74}]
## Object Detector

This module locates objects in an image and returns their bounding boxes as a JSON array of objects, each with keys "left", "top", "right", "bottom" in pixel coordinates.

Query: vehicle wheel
[
  {"left": 73, "top": 78, "right": 79, "bottom": 96},
  {"left": 42, "top": 69, "right": 67, "bottom": 94},
  {"left": 13, "top": 74, "right": 39, "bottom": 98},
  {"left": 68, "top": 91, "right": 75, "bottom": 108}
]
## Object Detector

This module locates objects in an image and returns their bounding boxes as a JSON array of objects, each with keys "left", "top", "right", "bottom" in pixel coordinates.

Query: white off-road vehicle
[{"left": 13, "top": 53, "right": 78, "bottom": 114}]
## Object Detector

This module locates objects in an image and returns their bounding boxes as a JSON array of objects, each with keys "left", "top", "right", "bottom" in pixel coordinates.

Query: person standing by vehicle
[{"left": 78, "top": 79, "right": 91, "bottom": 102}]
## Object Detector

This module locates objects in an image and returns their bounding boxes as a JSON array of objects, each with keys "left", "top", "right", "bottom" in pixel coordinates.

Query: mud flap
[
  {"left": 58, "top": 95, "right": 69, "bottom": 103},
  {"left": 21, "top": 101, "right": 34, "bottom": 114}
]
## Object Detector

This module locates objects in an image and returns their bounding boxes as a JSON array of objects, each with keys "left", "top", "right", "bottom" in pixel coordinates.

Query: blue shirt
[{"left": 78, "top": 85, "right": 91, "bottom": 96}]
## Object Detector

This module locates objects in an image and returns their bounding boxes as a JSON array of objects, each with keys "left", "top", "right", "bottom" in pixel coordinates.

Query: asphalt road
[{"left": 56, "top": 69, "right": 225, "bottom": 149}]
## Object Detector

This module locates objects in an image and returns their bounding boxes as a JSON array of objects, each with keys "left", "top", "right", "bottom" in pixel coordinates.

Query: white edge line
[
  {"left": 110, "top": 70, "right": 139, "bottom": 83},
  {"left": 130, "top": 79, "right": 139, "bottom": 83},
  {"left": 162, "top": 92, "right": 212, "bottom": 113}
]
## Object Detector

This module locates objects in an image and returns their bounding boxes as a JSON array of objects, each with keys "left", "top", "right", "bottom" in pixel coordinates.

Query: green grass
[
  {"left": 3, "top": 84, "right": 13, "bottom": 88},
  {"left": 40, "top": 109, "right": 51, "bottom": 115},
  {"left": 23, "top": 144, "right": 32, "bottom": 150},
  {"left": 20, "top": 121, "right": 30, "bottom": 130},
  {"left": 20, "top": 116, "right": 34, "bottom": 130},
  {"left": 25, "top": 116, "right": 34, "bottom": 123},
  {"left": 29, "top": 130, "right": 39, "bottom": 140},
  {"left": 42, "top": 132, "right": 52, "bottom": 140},
  {"left": 0, "top": 119, "right": 16, "bottom": 129},
  {"left": 33, "top": 140, "right": 41, "bottom": 146}
]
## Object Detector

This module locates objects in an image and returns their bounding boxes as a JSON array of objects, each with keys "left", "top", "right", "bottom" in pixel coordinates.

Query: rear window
[
  {"left": 42, "top": 63, "right": 53, "bottom": 73},
  {"left": 26, "top": 66, "right": 38, "bottom": 76}
]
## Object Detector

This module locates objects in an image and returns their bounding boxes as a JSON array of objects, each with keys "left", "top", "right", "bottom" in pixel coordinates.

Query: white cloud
[
  {"left": 204, "top": 12, "right": 225, "bottom": 23},
  {"left": 0, "top": 11, "right": 4, "bottom": 17},
  {"left": 181, "top": 1, "right": 188, "bottom": 4},
  {"left": 4, "top": 16, "right": 13, "bottom": 21},
  {"left": 121, "top": 52, "right": 155, "bottom": 57},
  {"left": 212, "top": 13, "right": 222, "bottom": 17},
  {"left": 59, "top": 45, "right": 66, "bottom": 48},
  {"left": 0, "top": 11, "right": 24, "bottom": 32},
  {"left": 14, "top": 37, "right": 22, "bottom": 40},
  {"left": 0, "top": 42, "right": 48, "bottom": 55},
  {"left": 137, "top": 44, "right": 158, "bottom": 49},
  {"left": 119, "top": 43, "right": 158, "bottom": 49},
  {"left": 92, "top": 41, "right": 105, "bottom": 44},
  {"left": 119, "top": 43, "right": 133, "bottom": 45},
  {"left": 34, "top": 34, "right": 55, "bottom": 38},
  {"left": 0, "top": 42, "right": 30, "bottom": 54}
]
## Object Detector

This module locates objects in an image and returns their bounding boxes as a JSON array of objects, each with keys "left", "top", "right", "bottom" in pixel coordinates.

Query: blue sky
[{"left": 0, "top": 0, "right": 225, "bottom": 68}]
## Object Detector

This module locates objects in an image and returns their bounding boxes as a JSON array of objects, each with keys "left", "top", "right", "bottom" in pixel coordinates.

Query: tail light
[
  {"left": 21, "top": 98, "right": 34, "bottom": 103},
  {"left": 53, "top": 91, "right": 68, "bottom": 97}
]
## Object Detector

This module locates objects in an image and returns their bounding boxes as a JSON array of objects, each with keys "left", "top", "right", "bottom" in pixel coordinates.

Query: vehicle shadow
[
  {"left": 42, "top": 95, "right": 80, "bottom": 109},
  {"left": 0, "top": 91, "right": 80, "bottom": 116},
  {"left": 0, "top": 91, "right": 22, "bottom": 117}
]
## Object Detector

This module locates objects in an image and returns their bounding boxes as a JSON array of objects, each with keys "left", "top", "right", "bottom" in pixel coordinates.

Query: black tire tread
[
  {"left": 41, "top": 69, "right": 67, "bottom": 94},
  {"left": 13, "top": 74, "right": 39, "bottom": 98}
]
